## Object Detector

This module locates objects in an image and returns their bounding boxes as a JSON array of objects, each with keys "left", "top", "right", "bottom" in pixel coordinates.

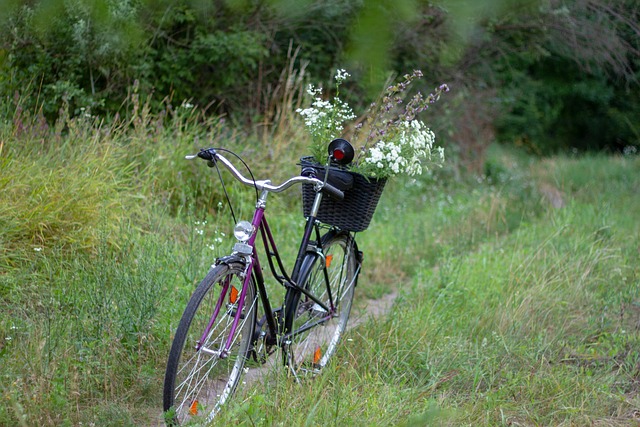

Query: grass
[
  {"left": 1, "top": 104, "right": 639, "bottom": 426},
  {"left": 217, "top": 152, "right": 640, "bottom": 426}
]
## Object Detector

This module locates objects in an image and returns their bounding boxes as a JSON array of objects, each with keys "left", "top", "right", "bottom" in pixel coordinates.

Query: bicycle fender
[
  {"left": 310, "top": 229, "right": 363, "bottom": 287},
  {"left": 215, "top": 254, "right": 247, "bottom": 268},
  {"left": 353, "top": 240, "right": 363, "bottom": 288}
]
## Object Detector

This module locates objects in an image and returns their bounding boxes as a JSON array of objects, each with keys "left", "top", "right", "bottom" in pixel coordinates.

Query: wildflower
[
  {"left": 297, "top": 72, "right": 356, "bottom": 162},
  {"left": 298, "top": 68, "right": 447, "bottom": 178},
  {"left": 335, "top": 69, "right": 350, "bottom": 82}
]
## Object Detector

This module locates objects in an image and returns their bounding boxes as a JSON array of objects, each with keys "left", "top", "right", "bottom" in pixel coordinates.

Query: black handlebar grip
[
  {"left": 322, "top": 182, "right": 345, "bottom": 200},
  {"left": 197, "top": 148, "right": 216, "bottom": 161}
]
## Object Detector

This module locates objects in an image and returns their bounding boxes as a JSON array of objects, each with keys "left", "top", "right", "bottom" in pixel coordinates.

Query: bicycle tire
[
  {"left": 283, "top": 230, "right": 357, "bottom": 377},
  {"left": 163, "top": 262, "right": 257, "bottom": 425}
]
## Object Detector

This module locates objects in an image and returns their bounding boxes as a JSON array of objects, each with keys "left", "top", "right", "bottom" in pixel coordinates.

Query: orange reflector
[
  {"left": 230, "top": 286, "right": 239, "bottom": 304},
  {"left": 189, "top": 400, "right": 199, "bottom": 415},
  {"left": 325, "top": 255, "right": 333, "bottom": 268},
  {"left": 313, "top": 346, "right": 322, "bottom": 364}
]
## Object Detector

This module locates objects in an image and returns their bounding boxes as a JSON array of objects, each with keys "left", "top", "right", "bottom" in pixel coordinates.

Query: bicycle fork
[{"left": 195, "top": 260, "right": 254, "bottom": 359}]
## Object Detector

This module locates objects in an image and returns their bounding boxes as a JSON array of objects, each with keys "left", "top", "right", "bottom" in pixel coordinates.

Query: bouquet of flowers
[{"left": 296, "top": 69, "right": 448, "bottom": 179}]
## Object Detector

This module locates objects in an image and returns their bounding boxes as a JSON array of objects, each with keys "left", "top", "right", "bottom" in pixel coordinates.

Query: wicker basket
[{"left": 300, "top": 157, "right": 387, "bottom": 232}]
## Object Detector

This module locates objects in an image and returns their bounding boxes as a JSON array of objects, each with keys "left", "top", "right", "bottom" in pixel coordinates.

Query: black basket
[{"left": 300, "top": 157, "right": 387, "bottom": 232}]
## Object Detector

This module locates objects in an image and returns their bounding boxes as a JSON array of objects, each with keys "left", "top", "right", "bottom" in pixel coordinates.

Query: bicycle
[{"left": 162, "top": 139, "right": 378, "bottom": 425}]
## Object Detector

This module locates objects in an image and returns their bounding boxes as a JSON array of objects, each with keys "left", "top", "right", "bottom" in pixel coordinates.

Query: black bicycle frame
[{"left": 250, "top": 190, "right": 338, "bottom": 345}]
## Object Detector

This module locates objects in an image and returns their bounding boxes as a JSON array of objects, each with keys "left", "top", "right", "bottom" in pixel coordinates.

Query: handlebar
[{"left": 186, "top": 148, "right": 345, "bottom": 200}]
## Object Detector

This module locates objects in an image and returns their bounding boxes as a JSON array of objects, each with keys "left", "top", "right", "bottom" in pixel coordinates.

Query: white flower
[
  {"left": 335, "top": 69, "right": 350, "bottom": 82},
  {"left": 361, "top": 119, "right": 440, "bottom": 177},
  {"left": 297, "top": 69, "right": 356, "bottom": 161},
  {"left": 306, "top": 84, "right": 322, "bottom": 97}
]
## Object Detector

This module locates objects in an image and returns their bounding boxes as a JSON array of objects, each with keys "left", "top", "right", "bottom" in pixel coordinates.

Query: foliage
[
  {"left": 2, "top": 0, "right": 638, "bottom": 156},
  {"left": 0, "top": 0, "right": 364, "bottom": 123},
  {"left": 495, "top": 54, "right": 640, "bottom": 154},
  {"left": 0, "top": 0, "right": 144, "bottom": 119},
  {"left": 475, "top": 0, "right": 640, "bottom": 153}
]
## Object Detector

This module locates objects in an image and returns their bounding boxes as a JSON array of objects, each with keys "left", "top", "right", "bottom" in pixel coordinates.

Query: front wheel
[
  {"left": 163, "top": 262, "right": 257, "bottom": 425},
  {"left": 283, "top": 231, "right": 358, "bottom": 378}
]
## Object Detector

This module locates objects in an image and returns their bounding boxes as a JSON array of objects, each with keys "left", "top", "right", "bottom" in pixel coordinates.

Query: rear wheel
[
  {"left": 163, "top": 263, "right": 257, "bottom": 425},
  {"left": 283, "top": 231, "right": 357, "bottom": 378}
]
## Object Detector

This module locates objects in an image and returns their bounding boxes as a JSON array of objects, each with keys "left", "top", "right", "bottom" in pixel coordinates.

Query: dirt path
[{"left": 350, "top": 290, "right": 398, "bottom": 327}]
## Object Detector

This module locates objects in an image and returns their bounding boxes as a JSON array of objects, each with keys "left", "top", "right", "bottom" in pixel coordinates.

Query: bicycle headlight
[{"left": 233, "top": 220, "right": 254, "bottom": 243}]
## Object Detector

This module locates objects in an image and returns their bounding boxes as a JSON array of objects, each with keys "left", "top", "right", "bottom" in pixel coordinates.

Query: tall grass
[
  {"left": 1, "top": 91, "right": 639, "bottom": 426},
  {"left": 0, "top": 97, "right": 265, "bottom": 425},
  {"left": 0, "top": 85, "right": 315, "bottom": 425}
]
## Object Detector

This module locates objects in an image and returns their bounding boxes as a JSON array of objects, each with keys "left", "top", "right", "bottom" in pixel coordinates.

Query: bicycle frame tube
[
  {"left": 291, "top": 190, "right": 324, "bottom": 280},
  {"left": 259, "top": 218, "right": 294, "bottom": 287}
]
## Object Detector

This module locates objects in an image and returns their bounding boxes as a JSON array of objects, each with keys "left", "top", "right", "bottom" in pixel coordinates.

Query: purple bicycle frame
[{"left": 196, "top": 205, "right": 265, "bottom": 358}]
